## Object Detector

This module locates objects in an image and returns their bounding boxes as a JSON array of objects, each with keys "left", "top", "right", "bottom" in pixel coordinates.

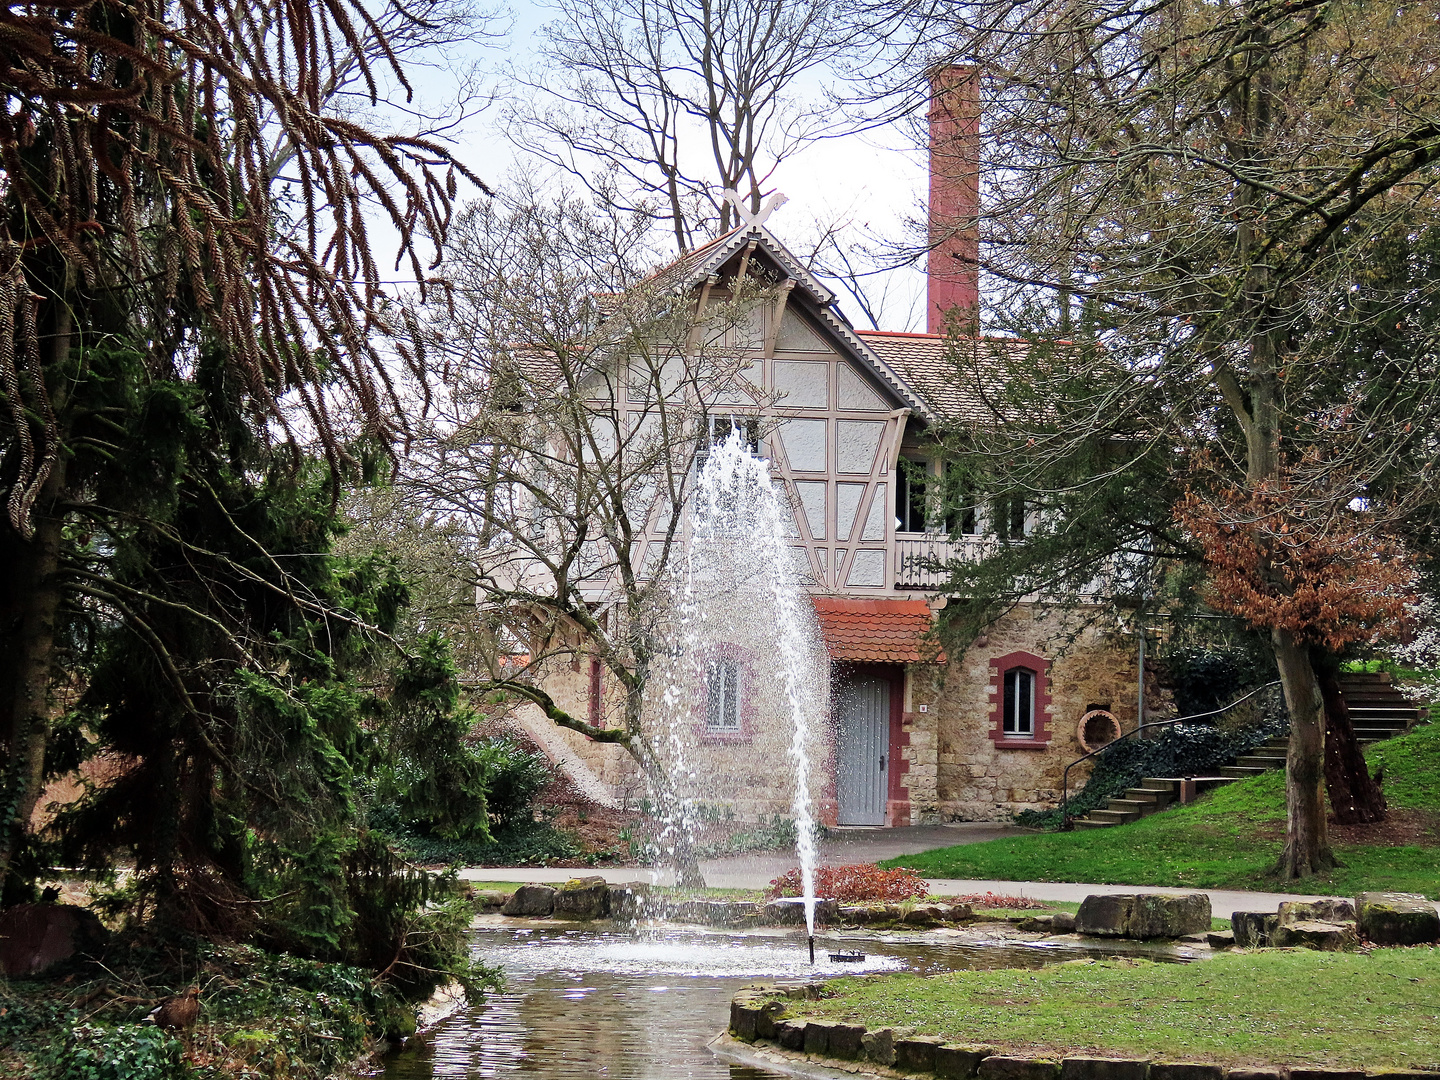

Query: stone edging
[{"left": 726, "top": 984, "right": 1436, "bottom": 1080}]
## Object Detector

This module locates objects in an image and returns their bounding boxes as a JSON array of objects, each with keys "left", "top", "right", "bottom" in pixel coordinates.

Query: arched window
[
  {"left": 1003, "top": 667, "right": 1035, "bottom": 737},
  {"left": 988, "top": 650, "right": 1052, "bottom": 747}
]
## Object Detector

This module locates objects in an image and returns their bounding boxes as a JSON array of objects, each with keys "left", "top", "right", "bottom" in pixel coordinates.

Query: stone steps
[{"left": 1069, "top": 674, "right": 1421, "bottom": 830}]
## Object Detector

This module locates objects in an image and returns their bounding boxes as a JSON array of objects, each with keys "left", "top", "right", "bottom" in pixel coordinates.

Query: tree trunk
[
  {"left": 1272, "top": 627, "right": 1337, "bottom": 877},
  {"left": 1313, "top": 651, "right": 1386, "bottom": 825},
  {"left": 623, "top": 691, "right": 706, "bottom": 889},
  {"left": 0, "top": 300, "right": 72, "bottom": 902}
]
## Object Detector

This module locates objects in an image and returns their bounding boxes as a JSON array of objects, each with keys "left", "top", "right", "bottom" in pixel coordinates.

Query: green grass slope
[{"left": 885, "top": 721, "right": 1440, "bottom": 897}]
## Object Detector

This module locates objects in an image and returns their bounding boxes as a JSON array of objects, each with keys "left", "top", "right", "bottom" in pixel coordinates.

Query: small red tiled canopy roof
[{"left": 810, "top": 598, "right": 942, "bottom": 664}]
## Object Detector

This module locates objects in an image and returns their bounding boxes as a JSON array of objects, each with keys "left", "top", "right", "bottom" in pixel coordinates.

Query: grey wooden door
[{"left": 837, "top": 675, "right": 890, "bottom": 826}]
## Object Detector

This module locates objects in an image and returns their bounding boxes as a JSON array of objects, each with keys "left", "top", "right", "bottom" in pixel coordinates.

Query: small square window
[
  {"left": 1003, "top": 667, "right": 1035, "bottom": 737},
  {"left": 706, "top": 658, "right": 742, "bottom": 732}
]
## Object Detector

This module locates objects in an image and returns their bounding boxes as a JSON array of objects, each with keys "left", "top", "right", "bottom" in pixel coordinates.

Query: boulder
[
  {"left": 895, "top": 1035, "right": 946, "bottom": 1073},
  {"left": 606, "top": 882, "right": 651, "bottom": 921},
  {"left": 500, "top": 884, "right": 556, "bottom": 917},
  {"left": 904, "top": 904, "right": 947, "bottom": 927},
  {"left": 803, "top": 1019, "right": 836, "bottom": 1055},
  {"left": 472, "top": 889, "right": 514, "bottom": 912},
  {"left": 754, "top": 998, "right": 788, "bottom": 1040},
  {"left": 1151, "top": 1065, "right": 1223, "bottom": 1080},
  {"left": 1061, "top": 1057, "right": 1149, "bottom": 1080},
  {"left": 1075, "top": 894, "right": 1135, "bottom": 937},
  {"left": 1278, "top": 898, "right": 1355, "bottom": 925},
  {"left": 775, "top": 1020, "right": 807, "bottom": 1051},
  {"left": 1075, "top": 893, "right": 1209, "bottom": 939},
  {"left": 862, "top": 1026, "right": 914, "bottom": 1066},
  {"left": 937, "top": 1044, "right": 996, "bottom": 1079},
  {"left": 1269, "top": 920, "right": 1358, "bottom": 951},
  {"left": 1289, "top": 1070, "right": 1366, "bottom": 1080},
  {"left": 1125, "top": 893, "right": 1211, "bottom": 939},
  {"left": 552, "top": 877, "right": 610, "bottom": 920},
  {"left": 947, "top": 902, "right": 975, "bottom": 922},
  {"left": 1356, "top": 892, "right": 1440, "bottom": 946},
  {"left": 979, "top": 1056, "right": 1062, "bottom": 1080},
  {"left": 1050, "top": 911, "right": 1076, "bottom": 933},
  {"left": 1205, "top": 929, "right": 1235, "bottom": 949},
  {"left": 1227, "top": 1071, "right": 1283, "bottom": 1080},
  {"left": 0, "top": 903, "right": 108, "bottom": 976},
  {"left": 1018, "top": 915, "right": 1054, "bottom": 933},
  {"left": 839, "top": 905, "right": 871, "bottom": 925},
  {"left": 827, "top": 1022, "right": 866, "bottom": 1060},
  {"left": 1231, "top": 911, "right": 1277, "bottom": 948},
  {"left": 763, "top": 900, "right": 805, "bottom": 925}
]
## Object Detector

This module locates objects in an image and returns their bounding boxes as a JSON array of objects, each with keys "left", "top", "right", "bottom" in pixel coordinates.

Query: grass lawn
[
  {"left": 885, "top": 721, "right": 1440, "bottom": 897},
  {"left": 806, "top": 949, "right": 1440, "bottom": 1069}
]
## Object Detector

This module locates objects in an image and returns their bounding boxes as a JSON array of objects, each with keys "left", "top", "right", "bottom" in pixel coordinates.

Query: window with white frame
[
  {"left": 1002, "top": 666, "right": 1035, "bottom": 737},
  {"left": 698, "top": 415, "right": 760, "bottom": 464},
  {"left": 706, "top": 658, "right": 742, "bottom": 732}
]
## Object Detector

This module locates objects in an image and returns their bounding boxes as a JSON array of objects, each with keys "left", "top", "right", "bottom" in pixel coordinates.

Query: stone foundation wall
[
  {"left": 923, "top": 606, "right": 1143, "bottom": 823},
  {"left": 522, "top": 603, "right": 1149, "bottom": 824}
]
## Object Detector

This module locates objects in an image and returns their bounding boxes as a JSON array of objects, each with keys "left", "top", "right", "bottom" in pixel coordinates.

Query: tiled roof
[
  {"left": 811, "top": 598, "right": 942, "bottom": 664},
  {"left": 857, "top": 330, "right": 1027, "bottom": 425}
]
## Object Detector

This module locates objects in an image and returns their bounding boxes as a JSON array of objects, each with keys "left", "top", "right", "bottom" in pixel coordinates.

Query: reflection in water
[{"left": 383, "top": 924, "right": 1192, "bottom": 1080}]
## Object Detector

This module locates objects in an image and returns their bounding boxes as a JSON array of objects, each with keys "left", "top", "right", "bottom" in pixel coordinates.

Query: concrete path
[{"left": 455, "top": 821, "right": 1340, "bottom": 919}]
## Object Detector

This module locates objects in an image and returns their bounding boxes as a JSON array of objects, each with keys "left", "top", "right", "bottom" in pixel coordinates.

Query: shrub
[
  {"left": 475, "top": 736, "right": 555, "bottom": 829},
  {"left": 766, "top": 864, "right": 929, "bottom": 903}
]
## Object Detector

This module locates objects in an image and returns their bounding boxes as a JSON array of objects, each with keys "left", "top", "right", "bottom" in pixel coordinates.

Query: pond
[{"left": 381, "top": 920, "right": 1199, "bottom": 1080}]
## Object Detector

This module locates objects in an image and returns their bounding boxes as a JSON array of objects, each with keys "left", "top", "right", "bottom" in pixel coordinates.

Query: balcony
[{"left": 893, "top": 534, "right": 987, "bottom": 591}]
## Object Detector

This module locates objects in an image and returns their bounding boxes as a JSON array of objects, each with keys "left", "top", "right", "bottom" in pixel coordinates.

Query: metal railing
[{"left": 1059, "top": 680, "right": 1283, "bottom": 830}]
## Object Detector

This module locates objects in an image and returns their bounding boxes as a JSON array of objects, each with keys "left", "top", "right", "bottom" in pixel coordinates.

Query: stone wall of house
[
  {"left": 519, "top": 604, "right": 1146, "bottom": 826},
  {"left": 915, "top": 604, "right": 1144, "bottom": 823}
]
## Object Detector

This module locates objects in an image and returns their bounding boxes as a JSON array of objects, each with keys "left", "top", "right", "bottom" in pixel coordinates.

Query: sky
[{"left": 377, "top": 0, "right": 934, "bottom": 333}]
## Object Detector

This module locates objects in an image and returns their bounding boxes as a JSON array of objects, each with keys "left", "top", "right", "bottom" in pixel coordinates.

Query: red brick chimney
[{"left": 927, "top": 65, "right": 981, "bottom": 334}]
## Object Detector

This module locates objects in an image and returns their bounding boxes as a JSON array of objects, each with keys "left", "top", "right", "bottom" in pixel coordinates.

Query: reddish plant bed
[{"left": 766, "top": 865, "right": 929, "bottom": 904}]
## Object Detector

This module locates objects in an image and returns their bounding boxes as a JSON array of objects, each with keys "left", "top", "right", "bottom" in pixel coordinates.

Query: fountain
[{"left": 647, "top": 428, "right": 828, "bottom": 946}]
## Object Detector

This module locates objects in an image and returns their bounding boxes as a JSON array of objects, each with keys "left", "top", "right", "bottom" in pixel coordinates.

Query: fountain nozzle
[{"left": 808, "top": 935, "right": 815, "bottom": 964}]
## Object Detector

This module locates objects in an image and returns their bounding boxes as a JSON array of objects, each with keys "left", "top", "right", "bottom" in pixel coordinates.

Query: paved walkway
[{"left": 456, "top": 821, "right": 1343, "bottom": 919}]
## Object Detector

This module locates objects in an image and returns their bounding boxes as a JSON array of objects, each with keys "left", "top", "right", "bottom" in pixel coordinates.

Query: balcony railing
[{"left": 894, "top": 534, "right": 988, "bottom": 590}]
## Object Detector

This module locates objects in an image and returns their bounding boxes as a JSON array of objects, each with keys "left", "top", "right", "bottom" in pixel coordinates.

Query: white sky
[{"left": 383, "top": 0, "right": 933, "bottom": 333}]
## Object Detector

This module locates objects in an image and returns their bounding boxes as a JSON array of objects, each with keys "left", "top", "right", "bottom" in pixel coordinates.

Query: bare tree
[
  {"left": 399, "top": 191, "right": 779, "bottom": 884},
  {"left": 507, "top": 0, "right": 862, "bottom": 253},
  {"left": 880, "top": 0, "right": 1440, "bottom": 876}
]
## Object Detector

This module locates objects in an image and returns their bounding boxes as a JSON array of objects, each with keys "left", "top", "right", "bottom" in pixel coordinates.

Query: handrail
[{"left": 1059, "top": 680, "right": 1283, "bottom": 830}]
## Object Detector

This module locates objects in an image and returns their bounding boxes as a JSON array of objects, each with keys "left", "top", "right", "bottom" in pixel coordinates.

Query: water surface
[{"left": 382, "top": 922, "right": 1197, "bottom": 1080}]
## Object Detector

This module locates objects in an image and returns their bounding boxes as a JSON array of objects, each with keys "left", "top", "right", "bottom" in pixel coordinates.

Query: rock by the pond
[
  {"left": 1126, "top": 893, "right": 1211, "bottom": 939},
  {"left": 1050, "top": 911, "right": 1076, "bottom": 933},
  {"left": 903, "top": 904, "right": 946, "bottom": 927},
  {"left": 895, "top": 1035, "right": 946, "bottom": 1073},
  {"left": 1075, "top": 892, "right": 1210, "bottom": 939},
  {"left": 828, "top": 1022, "right": 866, "bottom": 1060},
  {"left": 1269, "top": 920, "right": 1359, "bottom": 951},
  {"left": 549, "top": 877, "right": 610, "bottom": 920},
  {"left": 839, "top": 904, "right": 871, "bottom": 924},
  {"left": 471, "top": 889, "right": 514, "bottom": 912},
  {"left": 937, "top": 1044, "right": 996, "bottom": 1079},
  {"left": 947, "top": 902, "right": 975, "bottom": 922},
  {"left": 1356, "top": 892, "right": 1440, "bottom": 946},
  {"left": 1062, "top": 1056, "right": 1149, "bottom": 1080},
  {"left": 1231, "top": 911, "right": 1278, "bottom": 948},
  {"left": 862, "top": 1026, "right": 914, "bottom": 1066},
  {"left": 501, "top": 884, "right": 556, "bottom": 917},
  {"left": 1074, "top": 894, "right": 1134, "bottom": 937},
  {"left": 1206, "top": 929, "right": 1235, "bottom": 949},
  {"left": 775, "top": 1019, "right": 807, "bottom": 1051},
  {"left": 606, "top": 881, "right": 651, "bottom": 920},
  {"left": 979, "top": 1056, "right": 1062, "bottom": 1080},
  {"left": 1018, "top": 915, "right": 1054, "bottom": 933},
  {"left": 0, "top": 903, "right": 108, "bottom": 976},
  {"left": 1278, "top": 898, "right": 1355, "bottom": 925},
  {"left": 803, "top": 1018, "right": 836, "bottom": 1055}
]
